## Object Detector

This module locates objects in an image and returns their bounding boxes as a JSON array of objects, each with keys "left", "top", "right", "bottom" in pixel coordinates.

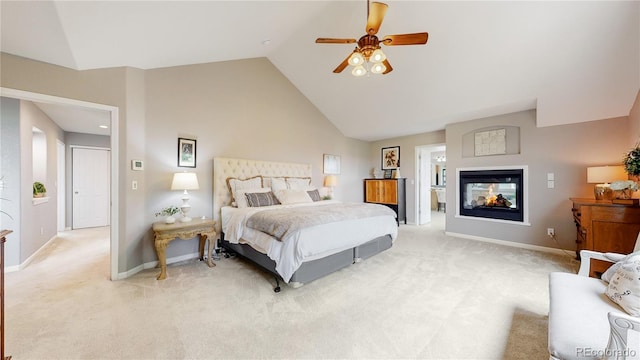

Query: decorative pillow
[
  {"left": 286, "top": 177, "right": 312, "bottom": 190},
  {"left": 245, "top": 191, "right": 280, "bottom": 207},
  {"left": 234, "top": 187, "right": 271, "bottom": 208},
  {"left": 274, "top": 189, "right": 313, "bottom": 204},
  {"left": 602, "top": 251, "right": 640, "bottom": 283},
  {"left": 307, "top": 189, "right": 321, "bottom": 202},
  {"left": 269, "top": 177, "right": 288, "bottom": 192},
  {"left": 227, "top": 176, "right": 262, "bottom": 205},
  {"left": 605, "top": 256, "right": 640, "bottom": 316}
]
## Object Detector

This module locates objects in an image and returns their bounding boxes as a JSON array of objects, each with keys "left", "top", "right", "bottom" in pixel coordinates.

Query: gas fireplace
[{"left": 458, "top": 168, "right": 524, "bottom": 222}]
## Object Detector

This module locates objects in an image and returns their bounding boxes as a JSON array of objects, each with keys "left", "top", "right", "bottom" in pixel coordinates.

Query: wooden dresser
[
  {"left": 364, "top": 178, "right": 406, "bottom": 225},
  {"left": 570, "top": 198, "right": 640, "bottom": 277}
]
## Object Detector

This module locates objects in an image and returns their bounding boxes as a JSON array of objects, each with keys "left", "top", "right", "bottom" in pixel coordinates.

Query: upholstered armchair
[{"left": 548, "top": 233, "right": 640, "bottom": 360}]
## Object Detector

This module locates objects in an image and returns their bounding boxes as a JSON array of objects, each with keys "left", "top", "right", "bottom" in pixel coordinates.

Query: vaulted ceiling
[{"left": 2, "top": 1, "right": 639, "bottom": 141}]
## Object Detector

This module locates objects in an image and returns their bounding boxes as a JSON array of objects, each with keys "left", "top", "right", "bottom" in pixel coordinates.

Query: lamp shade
[
  {"left": 171, "top": 172, "right": 200, "bottom": 190},
  {"left": 586, "top": 166, "right": 626, "bottom": 184},
  {"left": 323, "top": 175, "right": 338, "bottom": 187}
]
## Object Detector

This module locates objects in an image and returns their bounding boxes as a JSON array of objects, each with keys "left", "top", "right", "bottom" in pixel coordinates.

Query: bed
[{"left": 213, "top": 157, "right": 398, "bottom": 292}]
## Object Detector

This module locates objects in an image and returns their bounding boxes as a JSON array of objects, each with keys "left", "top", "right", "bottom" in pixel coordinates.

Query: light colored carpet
[{"left": 5, "top": 213, "right": 577, "bottom": 359}]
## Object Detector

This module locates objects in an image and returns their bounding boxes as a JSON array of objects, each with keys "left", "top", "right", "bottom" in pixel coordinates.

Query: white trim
[
  {"left": 32, "top": 197, "right": 50, "bottom": 205},
  {"left": 4, "top": 233, "right": 58, "bottom": 273},
  {"left": 1, "top": 87, "right": 120, "bottom": 281},
  {"left": 69, "top": 145, "right": 110, "bottom": 151},
  {"left": 445, "top": 231, "right": 572, "bottom": 257},
  {"left": 115, "top": 252, "right": 203, "bottom": 280},
  {"left": 455, "top": 165, "right": 529, "bottom": 225}
]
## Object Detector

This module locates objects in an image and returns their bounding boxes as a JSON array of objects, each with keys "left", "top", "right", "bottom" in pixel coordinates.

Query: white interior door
[{"left": 72, "top": 147, "right": 110, "bottom": 229}]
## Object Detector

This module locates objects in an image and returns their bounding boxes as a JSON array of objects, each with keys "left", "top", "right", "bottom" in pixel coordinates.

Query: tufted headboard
[{"left": 213, "top": 157, "right": 312, "bottom": 232}]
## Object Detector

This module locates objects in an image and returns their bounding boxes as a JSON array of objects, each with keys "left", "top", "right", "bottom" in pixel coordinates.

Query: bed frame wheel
[{"left": 274, "top": 275, "right": 281, "bottom": 293}]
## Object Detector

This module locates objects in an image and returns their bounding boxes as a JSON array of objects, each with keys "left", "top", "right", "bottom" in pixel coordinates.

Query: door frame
[
  {"left": 415, "top": 144, "right": 446, "bottom": 225},
  {"left": 1, "top": 87, "right": 120, "bottom": 281},
  {"left": 56, "top": 139, "right": 66, "bottom": 232}
]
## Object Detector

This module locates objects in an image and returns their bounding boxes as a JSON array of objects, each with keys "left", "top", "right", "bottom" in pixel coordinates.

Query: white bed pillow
[
  {"left": 286, "top": 177, "right": 312, "bottom": 190},
  {"left": 274, "top": 189, "right": 313, "bottom": 204},
  {"left": 268, "top": 177, "right": 288, "bottom": 192},
  {"left": 234, "top": 187, "right": 271, "bottom": 208},
  {"left": 227, "top": 176, "right": 263, "bottom": 206}
]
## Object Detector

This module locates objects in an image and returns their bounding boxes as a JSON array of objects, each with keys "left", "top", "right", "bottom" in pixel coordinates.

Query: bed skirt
[{"left": 220, "top": 234, "right": 393, "bottom": 288}]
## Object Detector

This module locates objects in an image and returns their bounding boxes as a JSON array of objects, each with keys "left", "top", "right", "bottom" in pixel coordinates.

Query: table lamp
[
  {"left": 323, "top": 175, "right": 338, "bottom": 199},
  {"left": 171, "top": 172, "right": 199, "bottom": 222},
  {"left": 587, "top": 165, "right": 626, "bottom": 200}
]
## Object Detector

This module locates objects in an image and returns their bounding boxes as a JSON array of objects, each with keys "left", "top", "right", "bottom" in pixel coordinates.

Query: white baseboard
[
  {"left": 115, "top": 251, "right": 201, "bottom": 280},
  {"left": 4, "top": 235, "right": 58, "bottom": 273},
  {"left": 445, "top": 231, "right": 573, "bottom": 257}
]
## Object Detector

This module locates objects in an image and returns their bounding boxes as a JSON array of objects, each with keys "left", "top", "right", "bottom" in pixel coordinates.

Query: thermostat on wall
[{"left": 131, "top": 160, "right": 144, "bottom": 171}]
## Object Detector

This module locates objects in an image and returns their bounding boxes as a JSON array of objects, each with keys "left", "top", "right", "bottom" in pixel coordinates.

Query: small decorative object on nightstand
[{"left": 152, "top": 218, "right": 216, "bottom": 280}]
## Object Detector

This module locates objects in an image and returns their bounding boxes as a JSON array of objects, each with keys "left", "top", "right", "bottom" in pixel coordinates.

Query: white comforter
[{"left": 222, "top": 201, "right": 398, "bottom": 283}]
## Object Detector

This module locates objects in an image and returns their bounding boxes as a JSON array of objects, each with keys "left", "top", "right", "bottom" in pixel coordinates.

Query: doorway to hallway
[{"left": 415, "top": 144, "right": 446, "bottom": 226}]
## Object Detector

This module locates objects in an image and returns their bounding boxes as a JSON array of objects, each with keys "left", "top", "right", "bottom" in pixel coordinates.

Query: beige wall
[
  {"left": 19, "top": 100, "right": 64, "bottom": 263},
  {"left": 1, "top": 53, "right": 369, "bottom": 274},
  {"left": 629, "top": 89, "right": 640, "bottom": 145},
  {"left": 368, "top": 130, "right": 446, "bottom": 223},
  {"left": 444, "top": 110, "right": 631, "bottom": 250},
  {"left": 142, "top": 58, "right": 369, "bottom": 263}
]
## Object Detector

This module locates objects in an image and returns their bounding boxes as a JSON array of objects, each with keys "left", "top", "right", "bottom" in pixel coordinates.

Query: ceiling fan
[{"left": 315, "top": 0, "right": 428, "bottom": 76}]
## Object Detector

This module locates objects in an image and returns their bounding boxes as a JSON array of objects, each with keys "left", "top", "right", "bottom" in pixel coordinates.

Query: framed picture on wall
[
  {"left": 323, "top": 154, "right": 341, "bottom": 174},
  {"left": 178, "top": 137, "right": 196, "bottom": 168},
  {"left": 381, "top": 146, "right": 400, "bottom": 170}
]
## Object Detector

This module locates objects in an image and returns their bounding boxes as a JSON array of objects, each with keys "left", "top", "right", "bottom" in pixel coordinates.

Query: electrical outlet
[{"left": 547, "top": 228, "right": 555, "bottom": 236}]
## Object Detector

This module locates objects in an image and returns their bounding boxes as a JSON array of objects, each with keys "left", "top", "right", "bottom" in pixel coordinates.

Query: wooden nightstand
[{"left": 152, "top": 218, "right": 216, "bottom": 280}]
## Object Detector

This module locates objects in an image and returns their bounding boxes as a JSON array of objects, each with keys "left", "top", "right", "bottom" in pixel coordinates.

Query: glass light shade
[
  {"left": 371, "top": 48, "right": 386, "bottom": 63},
  {"left": 370, "top": 63, "right": 387, "bottom": 74},
  {"left": 586, "top": 166, "right": 626, "bottom": 184},
  {"left": 171, "top": 172, "right": 200, "bottom": 190},
  {"left": 352, "top": 65, "right": 366, "bottom": 77},
  {"left": 348, "top": 52, "right": 365, "bottom": 66}
]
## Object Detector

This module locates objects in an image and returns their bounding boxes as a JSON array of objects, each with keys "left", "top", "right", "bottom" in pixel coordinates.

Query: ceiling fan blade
[
  {"left": 366, "top": 2, "right": 388, "bottom": 35},
  {"left": 333, "top": 52, "right": 353, "bottom": 73},
  {"left": 316, "top": 38, "right": 357, "bottom": 44},
  {"left": 382, "top": 59, "right": 393, "bottom": 74},
  {"left": 382, "top": 32, "right": 429, "bottom": 46}
]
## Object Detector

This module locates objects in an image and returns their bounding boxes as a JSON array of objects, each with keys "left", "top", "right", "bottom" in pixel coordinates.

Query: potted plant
[
  {"left": 32, "top": 181, "right": 46, "bottom": 198},
  {"left": 623, "top": 142, "right": 640, "bottom": 179},
  {"left": 155, "top": 205, "right": 180, "bottom": 224}
]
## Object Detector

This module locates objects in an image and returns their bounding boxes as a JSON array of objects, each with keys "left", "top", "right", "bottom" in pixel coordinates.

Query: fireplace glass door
[{"left": 459, "top": 169, "right": 524, "bottom": 222}]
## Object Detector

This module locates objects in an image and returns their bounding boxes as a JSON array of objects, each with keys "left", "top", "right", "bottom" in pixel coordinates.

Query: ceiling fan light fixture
[
  {"left": 370, "top": 62, "right": 386, "bottom": 74},
  {"left": 352, "top": 65, "right": 367, "bottom": 77},
  {"left": 348, "top": 51, "right": 365, "bottom": 66},
  {"left": 371, "top": 48, "right": 386, "bottom": 63}
]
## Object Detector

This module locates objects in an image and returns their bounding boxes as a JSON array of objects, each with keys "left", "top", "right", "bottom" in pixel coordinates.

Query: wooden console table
[{"left": 152, "top": 218, "right": 216, "bottom": 280}]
